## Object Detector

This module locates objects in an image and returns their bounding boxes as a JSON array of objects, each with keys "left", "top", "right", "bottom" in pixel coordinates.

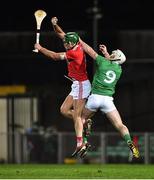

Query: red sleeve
[{"left": 66, "top": 50, "right": 78, "bottom": 61}]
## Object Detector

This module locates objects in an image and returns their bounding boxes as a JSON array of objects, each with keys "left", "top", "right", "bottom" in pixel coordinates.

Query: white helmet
[{"left": 111, "top": 49, "right": 126, "bottom": 64}]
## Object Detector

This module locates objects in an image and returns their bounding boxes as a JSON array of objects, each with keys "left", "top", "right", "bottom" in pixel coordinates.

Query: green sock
[
  {"left": 83, "top": 137, "right": 88, "bottom": 143},
  {"left": 123, "top": 134, "right": 132, "bottom": 144}
]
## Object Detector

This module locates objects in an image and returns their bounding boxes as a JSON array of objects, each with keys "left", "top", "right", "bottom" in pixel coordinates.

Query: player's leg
[
  {"left": 60, "top": 94, "right": 74, "bottom": 120},
  {"left": 106, "top": 109, "right": 140, "bottom": 158},
  {"left": 106, "top": 109, "right": 131, "bottom": 139},
  {"left": 73, "top": 94, "right": 98, "bottom": 158},
  {"left": 82, "top": 94, "right": 100, "bottom": 139},
  {"left": 60, "top": 94, "right": 90, "bottom": 158},
  {"left": 73, "top": 107, "right": 94, "bottom": 158},
  {"left": 71, "top": 80, "right": 91, "bottom": 157},
  {"left": 71, "top": 98, "right": 87, "bottom": 157},
  {"left": 82, "top": 107, "right": 95, "bottom": 141},
  {"left": 73, "top": 99, "right": 94, "bottom": 144}
]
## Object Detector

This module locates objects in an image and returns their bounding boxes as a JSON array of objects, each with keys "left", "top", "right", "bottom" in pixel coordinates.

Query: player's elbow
[
  {"left": 57, "top": 32, "right": 65, "bottom": 39},
  {"left": 88, "top": 51, "right": 98, "bottom": 60}
]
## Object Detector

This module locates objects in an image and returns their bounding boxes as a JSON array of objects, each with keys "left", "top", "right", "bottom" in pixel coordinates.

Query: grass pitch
[{"left": 0, "top": 164, "right": 154, "bottom": 179}]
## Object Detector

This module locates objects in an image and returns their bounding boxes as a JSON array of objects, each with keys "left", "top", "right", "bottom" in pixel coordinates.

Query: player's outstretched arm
[
  {"left": 34, "top": 43, "right": 66, "bottom": 61},
  {"left": 79, "top": 39, "right": 98, "bottom": 60},
  {"left": 51, "top": 17, "right": 65, "bottom": 39}
]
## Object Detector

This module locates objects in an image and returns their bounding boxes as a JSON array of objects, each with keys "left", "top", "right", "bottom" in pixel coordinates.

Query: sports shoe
[
  {"left": 79, "top": 142, "right": 91, "bottom": 158},
  {"left": 71, "top": 143, "right": 86, "bottom": 157},
  {"left": 128, "top": 141, "right": 140, "bottom": 158},
  {"left": 83, "top": 119, "right": 93, "bottom": 137},
  {"left": 71, "top": 143, "right": 91, "bottom": 158}
]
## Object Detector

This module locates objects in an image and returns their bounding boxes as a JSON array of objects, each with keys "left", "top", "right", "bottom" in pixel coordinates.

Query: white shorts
[
  {"left": 69, "top": 80, "right": 91, "bottom": 100},
  {"left": 85, "top": 94, "right": 116, "bottom": 113}
]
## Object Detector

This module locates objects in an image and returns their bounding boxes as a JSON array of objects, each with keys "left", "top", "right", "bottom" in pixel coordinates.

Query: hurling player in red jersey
[{"left": 34, "top": 17, "right": 91, "bottom": 158}]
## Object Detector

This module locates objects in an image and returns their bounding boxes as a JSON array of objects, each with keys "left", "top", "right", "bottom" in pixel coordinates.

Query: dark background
[
  {"left": 0, "top": 0, "right": 154, "bottom": 132},
  {"left": 1, "top": 0, "right": 154, "bottom": 31}
]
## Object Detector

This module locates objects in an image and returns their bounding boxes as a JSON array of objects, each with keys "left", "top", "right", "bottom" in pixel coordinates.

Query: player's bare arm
[
  {"left": 34, "top": 43, "right": 66, "bottom": 61},
  {"left": 99, "top": 44, "right": 110, "bottom": 58},
  {"left": 79, "top": 39, "right": 98, "bottom": 60},
  {"left": 51, "top": 17, "right": 65, "bottom": 39}
]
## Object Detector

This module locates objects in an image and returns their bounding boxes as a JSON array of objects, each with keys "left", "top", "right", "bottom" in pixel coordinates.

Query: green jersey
[{"left": 92, "top": 55, "right": 122, "bottom": 96}]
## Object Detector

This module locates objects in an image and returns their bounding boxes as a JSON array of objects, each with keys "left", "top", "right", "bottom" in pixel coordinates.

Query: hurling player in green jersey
[{"left": 80, "top": 40, "right": 140, "bottom": 159}]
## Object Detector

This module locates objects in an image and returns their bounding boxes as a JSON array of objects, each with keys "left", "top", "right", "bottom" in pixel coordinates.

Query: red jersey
[{"left": 65, "top": 43, "right": 88, "bottom": 81}]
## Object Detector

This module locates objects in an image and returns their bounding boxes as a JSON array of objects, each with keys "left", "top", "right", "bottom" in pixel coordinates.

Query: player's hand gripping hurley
[
  {"left": 51, "top": 17, "right": 58, "bottom": 25},
  {"left": 33, "top": 10, "right": 47, "bottom": 53}
]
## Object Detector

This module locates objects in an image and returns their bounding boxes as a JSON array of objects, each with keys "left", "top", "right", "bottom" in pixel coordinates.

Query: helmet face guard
[
  {"left": 111, "top": 49, "right": 126, "bottom": 64},
  {"left": 64, "top": 32, "right": 79, "bottom": 45}
]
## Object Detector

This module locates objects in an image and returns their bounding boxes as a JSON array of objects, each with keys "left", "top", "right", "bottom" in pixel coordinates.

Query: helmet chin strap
[
  {"left": 65, "top": 42, "right": 77, "bottom": 50},
  {"left": 111, "top": 59, "right": 121, "bottom": 61},
  {"left": 69, "top": 42, "right": 78, "bottom": 50},
  {"left": 110, "top": 59, "right": 121, "bottom": 64}
]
